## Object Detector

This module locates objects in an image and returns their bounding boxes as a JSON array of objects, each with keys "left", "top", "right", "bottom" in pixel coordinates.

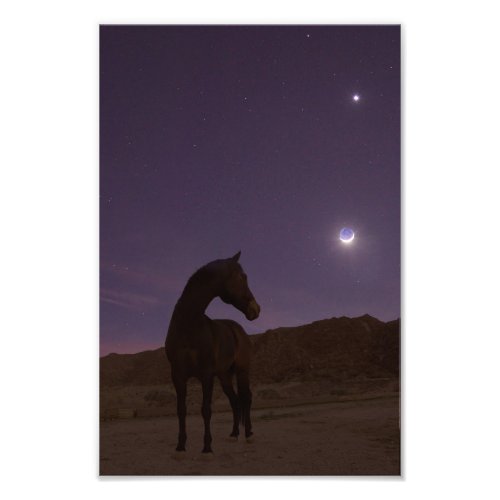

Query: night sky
[{"left": 100, "top": 25, "right": 400, "bottom": 356}]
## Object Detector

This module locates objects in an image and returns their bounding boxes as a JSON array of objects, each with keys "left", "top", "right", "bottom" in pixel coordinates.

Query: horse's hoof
[
  {"left": 175, "top": 445, "right": 186, "bottom": 452},
  {"left": 202, "top": 447, "right": 213, "bottom": 454},
  {"left": 245, "top": 432, "right": 254, "bottom": 443}
]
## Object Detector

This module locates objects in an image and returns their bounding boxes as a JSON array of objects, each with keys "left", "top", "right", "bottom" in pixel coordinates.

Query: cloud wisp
[{"left": 100, "top": 288, "right": 162, "bottom": 311}]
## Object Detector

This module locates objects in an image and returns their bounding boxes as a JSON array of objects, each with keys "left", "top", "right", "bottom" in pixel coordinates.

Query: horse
[{"left": 165, "top": 251, "right": 260, "bottom": 453}]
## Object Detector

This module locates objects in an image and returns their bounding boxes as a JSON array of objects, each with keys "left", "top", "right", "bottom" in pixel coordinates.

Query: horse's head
[{"left": 219, "top": 251, "right": 260, "bottom": 321}]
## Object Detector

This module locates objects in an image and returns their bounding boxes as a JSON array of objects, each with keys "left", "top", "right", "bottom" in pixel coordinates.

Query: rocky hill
[{"left": 100, "top": 315, "right": 400, "bottom": 388}]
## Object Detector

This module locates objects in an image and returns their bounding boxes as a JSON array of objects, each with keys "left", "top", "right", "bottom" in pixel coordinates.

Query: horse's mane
[{"left": 185, "top": 259, "right": 229, "bottom": 290}]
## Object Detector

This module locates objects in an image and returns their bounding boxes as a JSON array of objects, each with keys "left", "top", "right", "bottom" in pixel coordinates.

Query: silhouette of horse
[{"left": 165, "top": 252, "right": 260, "bottom": 453}]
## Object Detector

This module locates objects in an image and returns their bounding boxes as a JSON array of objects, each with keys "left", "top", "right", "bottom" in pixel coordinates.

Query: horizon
[
  {"left": 100, "top": 312, "right": 400, "bottom": 357},
  {"left": 100, "top": 25, "right": 400, "bottom": 356}
]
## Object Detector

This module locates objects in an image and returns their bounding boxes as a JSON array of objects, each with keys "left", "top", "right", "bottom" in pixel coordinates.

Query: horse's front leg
[
  {"left": 172, "top": 373, "right": 187, "bottom": 451},
  {"left": 200, "top": 374, "right": 214, "bottom": 453}
]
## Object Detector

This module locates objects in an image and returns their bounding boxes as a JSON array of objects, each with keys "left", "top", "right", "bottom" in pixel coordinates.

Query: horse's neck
[{"left": 174, "top": 281, "right": 216, "bottom": 320}]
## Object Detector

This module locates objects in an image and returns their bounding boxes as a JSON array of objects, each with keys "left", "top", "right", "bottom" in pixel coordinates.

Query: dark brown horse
[{"left": 165, "top": 252, "right": 260, "bottom": 453}]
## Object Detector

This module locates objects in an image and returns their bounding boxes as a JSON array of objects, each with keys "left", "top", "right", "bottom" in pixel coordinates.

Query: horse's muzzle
[{"left": 245, "top": 299, "right": 260, "bottom": 321}]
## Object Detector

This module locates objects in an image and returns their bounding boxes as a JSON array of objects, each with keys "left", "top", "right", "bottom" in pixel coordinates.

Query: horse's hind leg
[
  {"left": 218, "top": 372, "right": 240, "bottom": 438},
  {"left": 200, "top": 374, "right": 214, "bottom": 453},
  {"left": 172, "top": 373, "right": 187, "bottom": 451},
  {"left": 236, "top": 369, "right": 253, "bottom": 439}
]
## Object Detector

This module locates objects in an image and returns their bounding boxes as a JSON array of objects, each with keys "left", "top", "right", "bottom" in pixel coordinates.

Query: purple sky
[{"left": 100, "top": 25, "right": 400, "bottom": 356}]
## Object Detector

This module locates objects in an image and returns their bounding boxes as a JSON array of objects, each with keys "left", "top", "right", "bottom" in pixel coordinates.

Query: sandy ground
[{"left": 100, "top": 394, "right": 400, "bottom": 476}]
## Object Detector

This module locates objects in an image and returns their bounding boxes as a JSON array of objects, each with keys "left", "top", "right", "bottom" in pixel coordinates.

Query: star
[{"left": 353, "top": 94, "right": 360, "bottom": 102}]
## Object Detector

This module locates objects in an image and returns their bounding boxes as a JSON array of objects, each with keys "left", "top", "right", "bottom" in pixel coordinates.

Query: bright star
[{"left": 353, "top": 94, "right": 360, "bottom": 102}]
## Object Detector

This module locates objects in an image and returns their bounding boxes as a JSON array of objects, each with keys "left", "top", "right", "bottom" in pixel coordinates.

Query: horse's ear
[{"left": 231, "top": 251, "right": 241, "bottom": 262}]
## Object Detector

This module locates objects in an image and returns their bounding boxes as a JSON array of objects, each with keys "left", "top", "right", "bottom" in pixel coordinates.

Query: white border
[{"left": 2, "top": 1, "right": 500, "bottom": 499}]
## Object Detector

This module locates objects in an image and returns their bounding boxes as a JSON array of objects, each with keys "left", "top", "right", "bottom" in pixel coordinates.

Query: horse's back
[
  {"left": 211, "top": 319, "right": 251, "bottom": 373},
  {"left": 165, "top": 318, "right": 251, "bottom": 376}
]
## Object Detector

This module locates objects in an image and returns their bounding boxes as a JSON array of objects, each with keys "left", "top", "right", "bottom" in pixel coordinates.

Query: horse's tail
[
  {"left": 236, "top": 369, "right": 251, "bottom": 427},
  {"left": 240, "top": 403, "right": 246, "bottom": 426},
  {"left": 240, "top": 391, "right": 249, "bottom": 426}
]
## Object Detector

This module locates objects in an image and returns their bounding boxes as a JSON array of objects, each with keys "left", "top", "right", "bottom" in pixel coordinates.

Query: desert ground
[
  {"left": 100, "top": 393, "right": 399, "bottom": 476},
  {"left": 100, "top": 315, "right": 400, "bottom": 476}
]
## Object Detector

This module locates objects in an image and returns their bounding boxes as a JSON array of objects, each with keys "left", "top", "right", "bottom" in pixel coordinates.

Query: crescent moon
[
  {"left": 340, "top": 234, "right": 354, "bottom": 243},
  {"left": 339, "top": 228, "right": 355, "bottom": 243}
]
